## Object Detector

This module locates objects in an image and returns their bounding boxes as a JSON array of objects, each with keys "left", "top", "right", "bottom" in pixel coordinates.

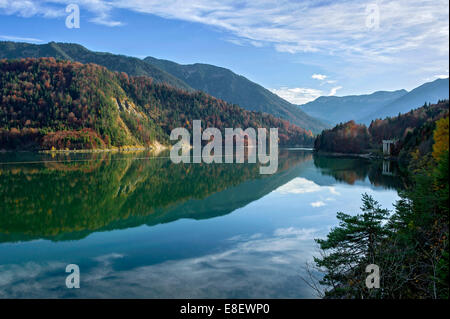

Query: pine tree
[{"left": 314, "top": 193, "right": 390, "bottom": 298}]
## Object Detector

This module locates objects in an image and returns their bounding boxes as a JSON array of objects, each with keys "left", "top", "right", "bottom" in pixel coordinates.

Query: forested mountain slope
[
  {"left": 0, "top": 41, "right": 193, "bottom": 91},
  {"left": 0, "top": 58, "right": 314, "bottom": 150},
  {"left": 0, "top": 41, "right": 328, "bottom": 134},
  {"left": 143, "top": 56, "right": 329, "bottom": 133},
  {"left": 314, "top": 100, "right": 449, "bottom": 155}
]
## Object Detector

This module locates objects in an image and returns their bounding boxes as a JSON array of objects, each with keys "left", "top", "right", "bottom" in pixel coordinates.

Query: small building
[
  {"left": 382, "top": 139, "right": 397, "bottom": 156},
  {"left": 382, "top": 160, "right": 393, "bottom": 176}
]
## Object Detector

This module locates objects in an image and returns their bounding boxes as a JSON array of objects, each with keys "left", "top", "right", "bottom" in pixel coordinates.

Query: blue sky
[{"left": 0, "top": 0, "right": 448, "bottom": 104}]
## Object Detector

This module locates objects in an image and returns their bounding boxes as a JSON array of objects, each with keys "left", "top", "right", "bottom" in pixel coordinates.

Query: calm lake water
[{"left": 0, "top": 149, "right": 403, "bottom": 298}]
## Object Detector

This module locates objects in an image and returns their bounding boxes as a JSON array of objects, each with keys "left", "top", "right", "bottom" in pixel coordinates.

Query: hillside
[
  {"left": 299, "top": 78, "right": 449, "bottom": 125},
  {"left": 314, "top": 100, "right": 449, "bottom": 155},
  {"left": 143, "top": 57, "right": 328, "bottom": 133},
  {"left": 0, "top": 58, "right": 314, "bottom": 150},
  {"left": 0, "top": 41, "right": 328, "bottom": 134},
  {"left": 0, "top": 41, "right": 193, "bottom": 91}
]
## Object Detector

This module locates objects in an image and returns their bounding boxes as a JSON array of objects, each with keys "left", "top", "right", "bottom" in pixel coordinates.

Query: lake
[{"left": 0, "top": 149, "right": 403, "bottom": 298}]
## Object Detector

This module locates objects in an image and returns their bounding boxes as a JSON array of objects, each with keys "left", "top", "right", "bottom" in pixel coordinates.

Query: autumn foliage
[
  {"left": 0, "top": 58, "right": 315, "bottom": 150},
  {"left": 432, "top": 116, "right": 449, "bottom": 161},
  {"left": 314, "top": 120, "right": 371, "bottom": 154},
  {"left": 314, "top": 100, "right": 449, "bottom": 155}
]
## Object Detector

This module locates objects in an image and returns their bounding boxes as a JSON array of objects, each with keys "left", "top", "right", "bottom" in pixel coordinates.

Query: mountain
[
  {"left": 314, "top": 100, "right": 449, "bottom": 155},
  {"left": 0, "top": 41, "right": 328, "bottom": 134},
  {"left": 0, "top": 41, "right": 193, "bottom": 91},
  {"left": 0, "top": 58, "right": 314, "bottom": 150},
  {"left": 299, "top": 90, "right": 408, "bottom": 125},
  {"left": 361, "top": 78, "right": 449, "bottom": 123},
  {"left": 144, "top": 56, "right": 328, "bottom": 133},
  {"left": 299, "top": 78, "right": 449, "bottom": 125}
]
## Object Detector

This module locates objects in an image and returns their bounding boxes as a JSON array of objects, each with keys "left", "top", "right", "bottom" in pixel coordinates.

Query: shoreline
[
  {"left": 39, "top": 147, "right": 150, "bottom": 154},
  {"left": 313, "top": 150, "right": 398, "bottom": 161},
  {"left": 1, "top": 142, "right": 170, "bottom": 154},
  {"left": 1, "top": 144, "right": 315, "bottom": 154}
]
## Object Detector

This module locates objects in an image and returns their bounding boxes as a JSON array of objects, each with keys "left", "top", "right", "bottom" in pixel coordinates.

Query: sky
[{"left": 0, "top": 0, "right": 449, "bottom": 104}]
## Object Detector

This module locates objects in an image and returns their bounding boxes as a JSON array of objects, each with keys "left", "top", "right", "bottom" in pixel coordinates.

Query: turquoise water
[{"left": 0, "top": 150, "right": 402, "bottom": 298}]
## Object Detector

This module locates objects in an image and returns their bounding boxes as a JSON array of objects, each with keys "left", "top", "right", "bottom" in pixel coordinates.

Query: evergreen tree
[{"left": 314, "top": 193, "right": 390, "bottom": 298}]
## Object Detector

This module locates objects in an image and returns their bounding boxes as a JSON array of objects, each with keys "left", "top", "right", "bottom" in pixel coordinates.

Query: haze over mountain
[
  {"left": 299, "top": 78, "right": 449, "bottom": 125},
  {"left": 360, "top": 78, "right": 450, "bottom": 124},
  {"left": 0, "top": 41, "right": 328, "bottom": 134},
  {"left": 144, "top": 56, "right": 328, "bottom": 133}
]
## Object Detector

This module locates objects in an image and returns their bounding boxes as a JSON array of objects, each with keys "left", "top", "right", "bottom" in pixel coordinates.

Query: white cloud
[
  {"left": 225, "top": 38, "right": 246, "bottom": 46},
  {"left": 328, "top": 187, "right": 340, "bottom": 196},
  {"left": 269, "top": 87, "right": 322, "bottom": 104},
  {"left": 424, "top": 72, "right": 449, "bottom": 82},
  {"left": 310, "top": 201, "right": 326, "bottom": 208},
  {"left": 433, "top": 74, "right": 449, "bottom": 79},
  {"left": 0, "top": 0, "right": 59, "bottom": 17},
  {"left": 273, "top": 227, "right": 317, "bottom": 240},
  {"left": 1, "top": 0, "right": 448, "bottom": 79},
  {"left": 0, "top": 0, "right": 122, "bottom": 26},
  {"left": 272, "top": 84, "right": 341, "bottom": 102},
  {"left": 0, "top": 228, "right": 321, "bottom": 298},
  {"left": 329, "top": 86, "right": 343, "bottom": 96},
  {"left": 312, "top": 74, "right": 327, "bottom": 80},
  {"left": 275, "top": 177, "right": 321, "bottom": 194},
  {"left": 111, "top": 0, "right": 448, "bottom": 65}
]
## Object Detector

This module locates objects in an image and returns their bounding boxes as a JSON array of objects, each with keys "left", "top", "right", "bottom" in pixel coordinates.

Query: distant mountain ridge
[
  {"left": 0, "top": 41, "right": 328, "bottom": 134},
  {"left": 299, "top": 89, "right": 408, "bottom": 125},
  {"left": 299, "top": 78, "right": 449, "bottom": 125},
  {"left": 360, "top": 78, "right": 449, "bottom": 123},
  {"left": 314, "top": 100, "right": 449, "bottom": 155},
  {"left": 144, "top": 56, "right": 328, "bottom": 133}
]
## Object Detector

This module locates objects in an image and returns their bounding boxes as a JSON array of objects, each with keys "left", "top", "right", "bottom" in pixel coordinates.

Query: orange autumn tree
[{"left": 433, "top": 116, "right": 449, "bottom": 161}]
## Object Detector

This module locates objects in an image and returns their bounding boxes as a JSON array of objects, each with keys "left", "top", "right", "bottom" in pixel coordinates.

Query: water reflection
[
  {"left": 312, "top": 155, "right": 406, "bottom": 190},
  {"left": 0, "top": 150, "right": 402, "bottom": 298},
  {"left": 0, "top": 150, "right": 311, "bottom": 242},
  {"left": 0, "top": 226, "right": 319, "bottom": 298}
]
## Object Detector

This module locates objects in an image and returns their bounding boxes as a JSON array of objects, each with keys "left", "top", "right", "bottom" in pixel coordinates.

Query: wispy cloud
[
  {"left": 1, "top": 0, "right": 448, "bottom": 79},
  {"left": 312, "top": 74, "right": 327, "bottom": 81},
  {"left": 0, "top": 35, "right": 43, "bottom": 42},
  {"left": 114, "top": 0, "right": 448, "bottom": 67},
  {"left": 424, "top": 72, "right": 449, "bottom": 82},
  {"left": 0, "top": 0, "right": 122, "bottom": 26},
  {"left": 0, "top": 0, "right": 63, "bottom": 18},
  {"left": 310, "top": 201, "right": 326, "bottom": 208},
  {"left": 0, "top": 227, "right": 321, "bottom": 298},
  {"left": 432, "top": 74, "right": 449, "bottom": 80},
  {"left": 329, "top": 86, "right": 343, "bottom": 96},
  {"left": 269, "top": 87, "right": 322, "bottom": 104},
  {"left": 274, "top": 227, "right": 317, "bottom": 240},
  {"left": 270, "top": 84, "right": 343, "bottom": 103}
]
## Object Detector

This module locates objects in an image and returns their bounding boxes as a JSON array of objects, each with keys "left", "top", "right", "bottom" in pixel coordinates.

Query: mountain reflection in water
[{"left": 0, "top": 149, "right": 402, "bottom": 298}]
